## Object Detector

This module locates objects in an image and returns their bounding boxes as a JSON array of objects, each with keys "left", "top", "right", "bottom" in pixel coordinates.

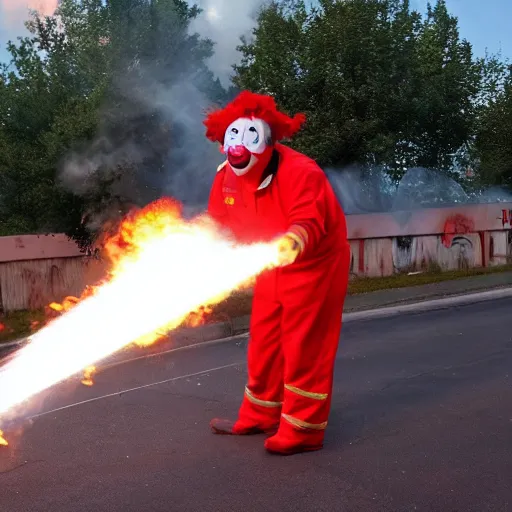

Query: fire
[
  {"left": 0, "top": 430, "right": 7, "bottom": 447},
  {"left": 0, "top": 198, "right": 281, "bottom": 424},
  {"left": 81, "top": 366, "right": 96, "bottom": 387}
]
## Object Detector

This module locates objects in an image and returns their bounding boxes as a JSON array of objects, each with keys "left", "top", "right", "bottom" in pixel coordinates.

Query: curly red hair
[{"left": 203, "top": 90, "right": 306, "bottom": 144}]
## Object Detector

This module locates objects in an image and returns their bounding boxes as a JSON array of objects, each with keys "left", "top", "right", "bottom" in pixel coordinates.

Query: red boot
[
  {"left": 264, "top": 419, "right": 324, "bottom": 455},
  {"left": 210, "top": 418, "right": 278, "bottom": 435}
]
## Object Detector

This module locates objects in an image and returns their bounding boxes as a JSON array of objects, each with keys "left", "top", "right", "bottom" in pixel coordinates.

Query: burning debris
[
  {"left": 81, "top": 366, "right": 96, "bottom": 387},
  {"left": 0, "top": 430, "right": 7, "bottom": 447},
  {"left": 0, "top": 197, "right": 281, "bottom": 432}
]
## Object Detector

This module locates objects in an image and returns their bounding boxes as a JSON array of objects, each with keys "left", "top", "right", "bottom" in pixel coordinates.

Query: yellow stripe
[
  {"left": 245, "top": 387, "right": 282, "bottom": 408},
  {"left": 282, "top": 414, "right": 327, "bottom": 430},
  {"left": 284, "top": 384, "right": 328, "bottom": 401},
  {"left": 217, "top": 160, "right": 227, "bottom": 173}
]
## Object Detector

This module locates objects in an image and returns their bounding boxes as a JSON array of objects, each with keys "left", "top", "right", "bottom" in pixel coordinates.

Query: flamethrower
[{"left": 0, "top": 198, "right": 283, "bottom": 444}]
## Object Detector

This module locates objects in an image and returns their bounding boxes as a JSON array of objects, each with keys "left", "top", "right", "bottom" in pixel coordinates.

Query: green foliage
[
  {"left": 475, "top": 69, "right": 512, "bottom": 187},
  {"left": 0, "top": 0, "right": 511, "bottom": 243},
  {"left": 233, "top": 0, "right": 508, "bottom": 184},
  {"left": 0, "top": 0, "right": 226, "bottom": 247}
]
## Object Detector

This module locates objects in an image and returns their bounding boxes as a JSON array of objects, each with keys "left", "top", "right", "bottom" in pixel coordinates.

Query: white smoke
[
  {"left": 1, "top": 0, "right": 271, "bottom": 226},
  {"left": 190, "top": 0, "right": 268, "bottom": 86},
  {"left": 57, "top": 0, "right": 272, "bottom": 224}
]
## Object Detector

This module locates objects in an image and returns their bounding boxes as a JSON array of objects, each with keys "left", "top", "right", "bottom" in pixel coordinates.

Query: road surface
[{"left": 0, "top": 298, "right": 511, "bottom": 512}]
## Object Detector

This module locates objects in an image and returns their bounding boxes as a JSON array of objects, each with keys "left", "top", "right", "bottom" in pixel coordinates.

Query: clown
[{"left": 204, "top": 91, "right": 350, "bottom": 455}]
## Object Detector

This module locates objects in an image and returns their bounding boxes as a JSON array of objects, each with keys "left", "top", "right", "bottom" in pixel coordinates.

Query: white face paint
[
  {"left": 223, "top": 117, "right": 272, "bottom": 176},
  {"left": 223, "top": 117, "right": 271, "bottom": 154}
]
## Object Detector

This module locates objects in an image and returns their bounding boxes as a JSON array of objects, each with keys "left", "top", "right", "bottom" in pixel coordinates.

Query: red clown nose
[{"left": 227, "top": 145, "right": 252, "bottom": 168}]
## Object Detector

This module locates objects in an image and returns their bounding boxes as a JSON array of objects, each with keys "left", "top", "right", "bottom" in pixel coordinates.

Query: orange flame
[
  {"left": 0, "top": 197, "right": 281, "bottom": 423},
  {"left": 0, "top": 430, "right": 8, "bottom": 447},
  {"left": 81, "top": 366, "right": 96, "bottom": 387},
  {"left": 46, "top": 199, "right": 223, "bottom": 347}
]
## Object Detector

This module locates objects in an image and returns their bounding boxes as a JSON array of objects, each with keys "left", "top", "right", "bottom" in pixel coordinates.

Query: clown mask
[{"left": 223, "top": 117, "right": 273, "bottom": 177}]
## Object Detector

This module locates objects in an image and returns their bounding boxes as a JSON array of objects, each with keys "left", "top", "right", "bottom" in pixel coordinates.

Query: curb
[
  {"left": 2, "top": 287, "right": 512, "bottom": 360},
  {"left": 342, "top": 286, "right": 512, "bottom": 323}
]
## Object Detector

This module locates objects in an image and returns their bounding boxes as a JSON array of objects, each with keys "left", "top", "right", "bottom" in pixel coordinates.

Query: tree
[
  {"left": 474, "top": 70, "right": 512, "bottom": 187},
  {"left": 411, "top": 0, "right": 481, "bottom": 172},
  {"left": 0, "top": 0, "right": 226, "bottom": 247},
  {"left": 233, "top": 0, "right": 488, "bottom": 181}
]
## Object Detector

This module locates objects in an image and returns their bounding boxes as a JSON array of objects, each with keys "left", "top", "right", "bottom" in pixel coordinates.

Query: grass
[
  {"left": 2, "top": 264, "right": 512, "bottom": 345},
  {"left": 0, "top": 309, "right": 46, "bottom": 345},
  {"left": 347, "top": 263, "right": 512, "bottom": 295}
]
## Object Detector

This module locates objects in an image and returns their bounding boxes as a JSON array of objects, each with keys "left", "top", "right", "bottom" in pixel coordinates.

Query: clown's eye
[
  {"left": 248, "top": 126, "right": 260, "bottom": 144},
  {"left": 231, "top": 128, "right": 239, "bottom": 134}
]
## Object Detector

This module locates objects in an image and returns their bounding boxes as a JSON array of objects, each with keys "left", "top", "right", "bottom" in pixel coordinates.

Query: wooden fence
[{"left": 1, "top": 202, "right": 511, "bottom": 312}]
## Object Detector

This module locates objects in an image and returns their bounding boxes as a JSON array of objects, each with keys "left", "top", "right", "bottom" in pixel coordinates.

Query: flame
[
  {"left": 0, "top": 430, "right": 7, "bottom": 447},
  {"left": 81, "top": 366, "right": 96, "bottom": 387},
  {"left": 0, "top": 198, "right": 280, "bottom": 424}
]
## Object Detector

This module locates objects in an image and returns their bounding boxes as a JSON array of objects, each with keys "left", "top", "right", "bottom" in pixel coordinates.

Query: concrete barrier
[{"left": 0, "top": 202, "right": 511, "bottom": 312}]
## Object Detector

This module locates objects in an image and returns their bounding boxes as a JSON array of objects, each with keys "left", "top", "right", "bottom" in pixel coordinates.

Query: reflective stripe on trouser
[
  {"left": 234, "top": 294, "right": 284, "bottom": 430},
  {"left": 277, "top": 249, "right": 350, "bottom": 439},
  {"left": 236, "top": 248, "right": 350, "bottom": 437},
  {"left": 244, "top": 387, "right": 282, "bottom": 408},
  {"left": 280, "top": 385, "right": 330, "bottom": 431}
]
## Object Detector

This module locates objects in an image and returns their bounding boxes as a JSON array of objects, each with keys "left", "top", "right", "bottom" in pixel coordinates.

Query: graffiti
[
  {"left": 500, "top": 209, "right": 512, "bottom": 228},
  {"left": 392, "top": 236, "right": 413, "bottom": 270},
  {"left": 347, "top": 202, "right": 512, "bottom": 239},
  {"left": 441, "top": 214, "right": 475, "bottom": 248},
  {"left": 390, "top": 234, "right": 480, "bottom": 273}
]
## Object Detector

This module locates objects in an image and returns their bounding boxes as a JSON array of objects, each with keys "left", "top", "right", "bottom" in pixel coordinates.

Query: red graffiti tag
[
  {"left": 442, "top": 214, "right": 475, "bottom": 248},
  {"left": 501, "top": 209, "right": 512, "bottom": 228}
]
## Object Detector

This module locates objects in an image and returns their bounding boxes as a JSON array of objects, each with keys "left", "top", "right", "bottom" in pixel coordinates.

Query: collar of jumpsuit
[{"left": 218, "top": 116, "right": 277, "bottom": 193}]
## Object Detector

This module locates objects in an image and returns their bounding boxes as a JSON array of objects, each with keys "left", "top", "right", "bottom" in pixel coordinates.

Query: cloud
[
  {"left": 189, "top": 0, "right": 267, "bottom": 86},
  {"left": 0, "top": 0, "right": 58, "bottom": 61}
]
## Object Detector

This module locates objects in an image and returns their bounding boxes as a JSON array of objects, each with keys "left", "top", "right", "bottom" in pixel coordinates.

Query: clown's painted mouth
[{"left": 227, "top": 145, "right": 252, "bottom": 169}]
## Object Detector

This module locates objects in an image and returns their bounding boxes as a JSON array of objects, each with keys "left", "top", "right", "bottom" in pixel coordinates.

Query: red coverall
[{"left": 208, "top": 142, "right": 350, "bottom": 451}]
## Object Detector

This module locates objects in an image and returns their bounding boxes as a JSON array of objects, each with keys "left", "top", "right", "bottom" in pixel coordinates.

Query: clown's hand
[{"left": 276, "top": 234, "right": 301, "bottom": 267}]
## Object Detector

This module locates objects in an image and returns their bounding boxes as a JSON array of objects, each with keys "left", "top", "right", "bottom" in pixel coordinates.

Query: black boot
[{"left": 210, "top": 418, "right": 277, "bottom": 435}]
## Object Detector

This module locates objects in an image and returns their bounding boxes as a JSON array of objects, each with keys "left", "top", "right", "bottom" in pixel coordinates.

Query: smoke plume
[
  {"left": 55, "top": 0, "right": 270, "bottom": 230},
  {"left": 327, "top": 165, "right": 512, "bottom": 216},
  {"left": 190, "top": 0, "right": 267, "bottom": 87}
]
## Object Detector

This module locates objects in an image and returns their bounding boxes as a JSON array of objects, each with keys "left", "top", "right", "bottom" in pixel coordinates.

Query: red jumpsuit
[{"left": 208, "top": 142, "right": 350, "bottom": 451}]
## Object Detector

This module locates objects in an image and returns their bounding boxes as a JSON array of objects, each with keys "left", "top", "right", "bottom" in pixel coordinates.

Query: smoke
[
  {"left": 327, "top": 165, "right": 512, "bottom": 216},
  {"left": 190, "top": 0, "right": 268, "bottom": 87},
  {"left": 325, "top": 166, "right": 396, "bottom": 214},
  {"left": 1, "top": 0, "right": 276, "bottom": 231},
  {"left": 60, "top": 74, "right": 225, "bottom": 224},
  {"left": 58, "top": 0, "right": 271, "bottom": 230}
]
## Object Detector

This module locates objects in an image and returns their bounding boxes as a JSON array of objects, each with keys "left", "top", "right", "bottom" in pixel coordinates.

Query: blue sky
[
  {"left": 411, "top": 0, "right": 511, "bottom": 60},
  {"left": 1, "top": 0, "right": 510, "bottom": 65}
]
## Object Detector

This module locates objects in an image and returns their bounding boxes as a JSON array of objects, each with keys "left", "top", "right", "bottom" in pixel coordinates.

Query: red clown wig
[{"left": 203, "top": 91, "right": 306, "bottom": 144}]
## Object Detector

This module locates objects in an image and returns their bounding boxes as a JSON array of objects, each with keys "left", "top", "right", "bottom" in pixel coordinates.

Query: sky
[
  {"left": 0, "top": 0, "right": 510, "bottom": 71},
  {"left": 411, "top": 0, "right": 511, "bottom": 60}
]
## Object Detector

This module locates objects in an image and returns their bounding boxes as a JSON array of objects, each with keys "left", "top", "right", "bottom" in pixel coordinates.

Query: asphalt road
[{"left": 0, "top": 298, "right": 511, "bottom": 512}]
